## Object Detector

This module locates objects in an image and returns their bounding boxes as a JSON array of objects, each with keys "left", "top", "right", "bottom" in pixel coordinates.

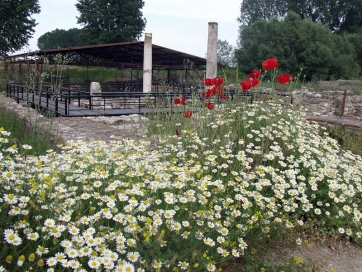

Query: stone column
[
  {"left": 90, "top": 82, "right": 101, "bottom": 107},
  {"left": 143, "top": 33, "right": 152, "bottom": 93},
  {"left": 206, "top": 22, "right": 218, "bottom": 79}
]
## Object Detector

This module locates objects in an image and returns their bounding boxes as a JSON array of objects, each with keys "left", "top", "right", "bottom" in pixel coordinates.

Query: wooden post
[{"left": 340, "top": 90, "right": 347, "bottom": 117}]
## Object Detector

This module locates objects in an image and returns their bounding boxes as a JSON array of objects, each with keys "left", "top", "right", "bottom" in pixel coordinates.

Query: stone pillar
[
  {"left": 90, "top": 82, "right": 101, "bottom": 106},
  {"left": 143, "top": 33, "right": 152, "bottom": 93},
  {"left": 206, "top": 22, "right": 218, "bottom": 79}
]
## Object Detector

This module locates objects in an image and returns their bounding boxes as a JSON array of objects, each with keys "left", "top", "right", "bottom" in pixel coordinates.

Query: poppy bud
[{"left": 184, "top": 111, "right": 193, "bottom": 118}]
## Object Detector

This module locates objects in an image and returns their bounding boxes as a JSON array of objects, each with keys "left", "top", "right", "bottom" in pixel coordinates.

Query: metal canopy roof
[{"left": 5, "top": 42, "right": 207, "bottom": 69}]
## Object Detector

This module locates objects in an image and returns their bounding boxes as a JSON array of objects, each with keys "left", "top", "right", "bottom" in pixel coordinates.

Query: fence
[{"left": 6, "top": 82, "right": 294, "bottom": 117}]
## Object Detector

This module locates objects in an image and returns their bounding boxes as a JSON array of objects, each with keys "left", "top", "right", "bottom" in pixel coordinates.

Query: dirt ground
[{"left": 265, "top": 238, "right": 362, "bottom": 271}]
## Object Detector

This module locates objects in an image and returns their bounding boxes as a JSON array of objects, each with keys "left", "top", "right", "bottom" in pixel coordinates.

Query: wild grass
[
  {"left": 0, "top": 61, "right": 6, "bottom": 90},
  {"left": 327, "top": 125, "right": 362, "bottom": 156},
  {"left": 0, "top": 103, "right": 59, "bottom": 156},
  {"left": 64, "top": 66, "right": 120, "bottom": 83},
  {"left": 305, "top": 80, "right": 362, "bottom": 93}
]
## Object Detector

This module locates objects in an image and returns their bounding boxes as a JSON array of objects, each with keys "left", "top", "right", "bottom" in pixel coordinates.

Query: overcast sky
[{"left": 17, "top": 0, "right": 241, "bottom": 58}]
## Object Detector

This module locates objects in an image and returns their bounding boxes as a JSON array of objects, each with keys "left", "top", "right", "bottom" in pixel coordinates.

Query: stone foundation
[{"left": 292, "top": 88, "right": 362, "bottom": 119}]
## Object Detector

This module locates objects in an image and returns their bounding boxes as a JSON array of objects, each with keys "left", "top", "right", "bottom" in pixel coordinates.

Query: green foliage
[
  {"left": 339, "top": 0, "right": 362, "bottom": 33},
  {"left": 0, "top": 0, "right": 40, "bottom": 56},
  {"left": 217, "top": 39, "right": 236, "bottom": 68},
  {"left": 0, "top": 61, "right": 6, "bottom": 90},
  {"left": 288, "top": 0, "right": 358, "bottom": 33},
  {"left": 75, "top": 0, "right": 146, "bottom": 44},
  {"left": 218, "top": 65, "right": 245, "bottom": 85},
  {"left": 37, "top": 28, "right": 86, "bottom": 50},
  {"left": 345, "top": 31, "right": 362, "bottom": 70},
  {"left": 327, "top": 125, "right": 362, "bottom": 156},
  {"left": 65, "top": 66, "right": 124, "bottom": 82},
  {"left": 236, "top": 12, "right": 361, "bottom": 80},
  {"left": 237, "top": 0, "right": 288, "bottom": 26},
  {"left": 238, "top": 0, "right": 362, "bottom": 34},
  {"left": 0, "top": 105, "right": 59, "bottom": 156}
]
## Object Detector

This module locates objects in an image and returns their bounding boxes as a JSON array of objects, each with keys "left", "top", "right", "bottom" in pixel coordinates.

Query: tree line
[
  {"left": 37, "top": 0, "right": 146, "bottom": 50},
  {"left": 0, "top": 0, "right": 146, "bottom": 56},
  {"left": 1, "top": 0, "right": 361, "bottom": 80},
  {"left": 238, "top": 0, "right": 362, "bottom": 34},
  {"left": 234, "top": 0, "right": 362, "bottom": 80}
]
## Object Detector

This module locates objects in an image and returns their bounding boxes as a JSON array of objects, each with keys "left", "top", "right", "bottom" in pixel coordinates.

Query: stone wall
[{"left": 292, "top": 88, "right": 362, "bottom": 119}]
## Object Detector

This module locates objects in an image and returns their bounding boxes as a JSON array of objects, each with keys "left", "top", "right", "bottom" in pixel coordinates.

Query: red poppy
[
  {"left": 181, "top": 95, "right": 187, "bottom": 105},
  {"left": 201, "top": 91, "right": 211, "bottom": 99},
  {"left": 174, "top": 97, "right": 181, "bottom": 105},
  {"left": 218, "top": 95, "right": 229, "bottom": 99},
  {"left": 210, "top": 78, "right": 217, "bottom": 85},
  {"left": 215, "top": 85, "right": 224, "bottom": 95},
  {"left": 202, "top": 78, "right": 212, "bottom": 86},
  {"left": 205, "top": 102, "right": 215, "bottom": 110},
  {"left": 262, "top": 58, "right": 278, "bottom": 70},
  {"left": 184, "top": 111, "right": 193, "bottom": 118},
  {"left": 240, "top": 78, "right": 260, "bottom": 91},
  {"left": 209, "top": 87, "right": 217, "bottom": 97},
  {"left": 202, "top": 88, "right": 218, "bottom": 99},
  {"left": 277, "top": 74, "right": 292, "bottom": 84},
  {"left": 216, "top": 77, "right": 224, "bottom": 85},
  {"left": 248, "top": 70, "right": 261, "bottom": 79},
  {"left": 203, "top": 77, "right": 224, "bottom": 86}
]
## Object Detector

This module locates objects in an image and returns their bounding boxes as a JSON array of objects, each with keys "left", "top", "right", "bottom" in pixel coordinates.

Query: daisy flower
[
  {"left": 36, "top": 245, "right": 49, "bottom": 256},
  {"left": 127, "top": 251, "right": 140, "bottom": 263}
]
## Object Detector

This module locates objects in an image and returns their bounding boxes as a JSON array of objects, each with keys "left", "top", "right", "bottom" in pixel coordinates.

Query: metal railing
[{"left": 6, "top": 83, "right": 264, "bottom": 117}]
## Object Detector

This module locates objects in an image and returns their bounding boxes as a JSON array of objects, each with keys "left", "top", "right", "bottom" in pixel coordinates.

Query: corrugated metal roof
[{"left": 5, "top": 42, "right": 206, "bottom": 68}]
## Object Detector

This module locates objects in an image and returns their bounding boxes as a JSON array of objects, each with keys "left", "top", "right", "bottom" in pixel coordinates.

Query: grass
[
  {"left": 0, "top": 61, "right": 6, "bottom": 90},
  {"left": 0, "top": 103, "right": 59, "bottom": 156},
  {"left": 0, "top": 60, "right": 62, "bottom": 156},
  {"left": 303, "top": 80, "right": 362, "bottom": 93},
  {"left": 327, "top": 125, "right": 362, "bottom": 156},
  {"left": 64, "top": 66, "right": 121, "bottom": 83}
]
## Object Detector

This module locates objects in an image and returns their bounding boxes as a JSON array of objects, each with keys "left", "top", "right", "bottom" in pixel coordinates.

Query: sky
[{"left": 17, "top": 0, "right": 242, "bottom": 58}]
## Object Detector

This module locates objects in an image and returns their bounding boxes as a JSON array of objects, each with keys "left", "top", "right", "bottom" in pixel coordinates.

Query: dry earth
[{"left": 263, "top": 238, "right": 362, "bottom": 271}]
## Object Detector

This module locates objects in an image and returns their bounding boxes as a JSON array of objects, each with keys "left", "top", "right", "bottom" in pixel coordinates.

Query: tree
[
  {"left": 235, "top": 12, "right": 360, "bottom": 80},
  {"left": 238, "top": 0, "right": 362, "bottom": 33},
  {"left": 338, "top": 0, "right": 362, "bottom": 33},
  {"left": 75, "top": 0, "right": 146, "bottom": 45},
  {"left": 217, "top": 40, "right": 235, "bottom": 67},
  {"left": 288, "top": 0, "right": 362, "bottom": 33},
  {"left": 345, "top": 30, "right": 362, "bottom": 69},
  {"left": 0, "top": 0, "right": 40, "bottom": 56},
  {"left": 37, "top": 28, "right": 86, "bottom": 50},
  {"left": 237, "top": 0, "right": 289, "bottom": 26}
]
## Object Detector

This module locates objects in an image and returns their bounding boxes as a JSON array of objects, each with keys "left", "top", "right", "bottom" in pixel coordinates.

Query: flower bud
[
  {"left": 6, "top": 255, "right": 12, "bottom": 264},
  {"left": 28, "top": 253, "right": 36, "bottom": 262},
  {"left": 17, "top": 255, "right": 25, "bottom": 266}
]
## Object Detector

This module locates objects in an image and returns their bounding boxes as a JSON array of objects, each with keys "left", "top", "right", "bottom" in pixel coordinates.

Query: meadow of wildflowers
[{"left": 1, "top": 59, "right": 362, "bottom": 272}]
